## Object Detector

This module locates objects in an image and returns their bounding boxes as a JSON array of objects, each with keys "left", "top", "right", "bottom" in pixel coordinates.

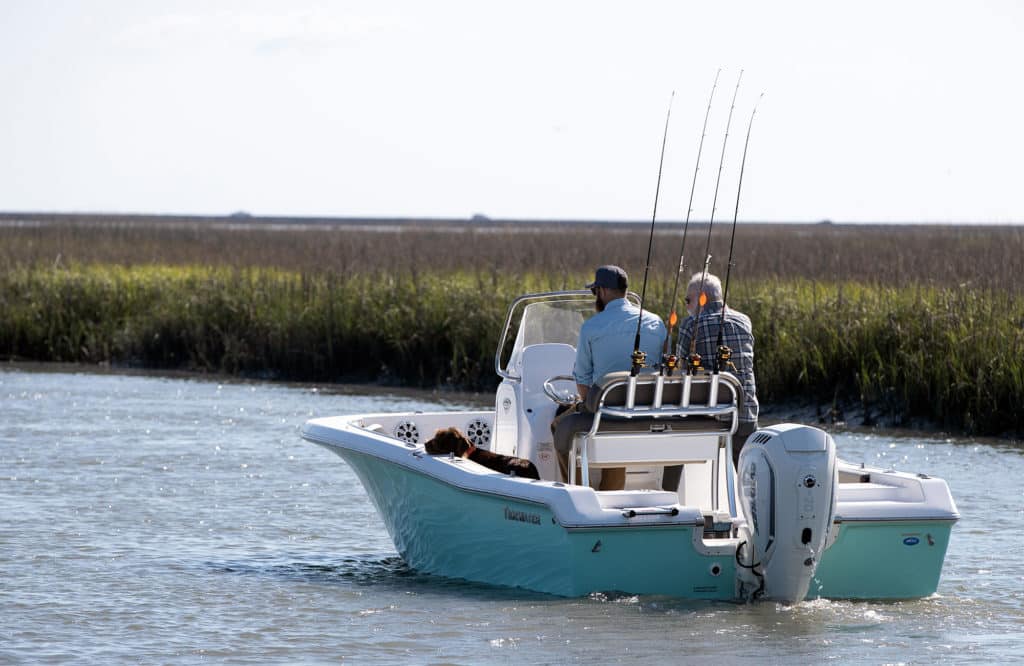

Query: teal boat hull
[
  {"left": 340, "top": 448, "right": 738, "bottom": 599},
  {"left": 304, "top": 413, "right": 958, "bottom": 602},
  {"left": 810, "top": 520, "right": 955, "bottom": 599}
]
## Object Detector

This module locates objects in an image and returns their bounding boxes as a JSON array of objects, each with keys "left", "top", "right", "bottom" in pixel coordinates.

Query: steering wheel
[{"left": 543, "top": 375, "right": 580, "bottom": 406}]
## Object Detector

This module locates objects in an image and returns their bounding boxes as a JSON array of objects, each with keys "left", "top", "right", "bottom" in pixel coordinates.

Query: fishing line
[
  {"left": 715, "top": 93, "right": 764, "bottom": 372},
  {"left": 631, "top": 91, "right": 674, "bottom": 376},
  {"left": 687, "top": 70, "right": 743, "bottom": 368},
  {"left": 666, "top": 69, "right": 721, "bottom": 366}
]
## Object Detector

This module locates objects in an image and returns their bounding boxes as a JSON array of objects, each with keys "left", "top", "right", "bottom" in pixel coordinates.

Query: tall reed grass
[
  {"left": 2, "top": 263, "right": 1021, "bottom": 436},
  {"left": 2, "top": 217, "right": 1023, "bottom": 293}
]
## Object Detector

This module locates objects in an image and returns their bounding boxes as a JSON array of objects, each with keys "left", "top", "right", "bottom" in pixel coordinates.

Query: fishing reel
[
  {"left": 716, "top": 345, "right": 737, "bottom": 373},
  {"left": 687, "top": 353, "right": 704, "bottom": 375},
  {"left": 630, "top": 349, "right": 647, "bottom": 376},
  {"left": 661, "top": 354, "right": 679, "bottom": 376}
]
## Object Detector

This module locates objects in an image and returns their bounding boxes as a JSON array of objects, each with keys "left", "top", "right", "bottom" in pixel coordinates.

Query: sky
[{"left": 2, "top": 1, "right": 1022, "bottom": 224}]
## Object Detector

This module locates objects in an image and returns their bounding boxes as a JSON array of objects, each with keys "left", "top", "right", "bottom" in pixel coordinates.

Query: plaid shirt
[{"left": 676, "top": 301, "right": 758, "bottom": 424}]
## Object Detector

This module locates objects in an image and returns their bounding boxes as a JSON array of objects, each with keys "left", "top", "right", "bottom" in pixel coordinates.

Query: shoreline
[
  {"left": 5, "top": 359, "right": 1018, "bottom": 446},
  {"left": 0, "top": 359, "right": 492, "bottom": 408}
]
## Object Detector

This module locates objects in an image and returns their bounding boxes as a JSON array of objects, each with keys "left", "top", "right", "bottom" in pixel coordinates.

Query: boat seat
[
  {"left": 566, "top": 371, "right": 742, "bottom": 486},
  {"left": 573, "top": 421, "right": 726, "bottom": 467}
]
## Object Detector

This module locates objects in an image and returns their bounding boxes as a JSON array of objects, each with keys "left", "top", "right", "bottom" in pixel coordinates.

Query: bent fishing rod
[
  {"left": 665, "top": 69, "right": 722, "bottom": 373},
  {"left": 687, "top": 70, "right": 743, "bottom": 371},
  {"left": 631, "top": 91, "right": 674, "bottom": 377},
  {"left": 715, "top": 93, "right": 764, "bottom": 373}
]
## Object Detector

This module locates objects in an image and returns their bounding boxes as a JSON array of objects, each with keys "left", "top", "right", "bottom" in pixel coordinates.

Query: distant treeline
[{"left": 1, "top": 219, "right": 1022, "bottom": 437}]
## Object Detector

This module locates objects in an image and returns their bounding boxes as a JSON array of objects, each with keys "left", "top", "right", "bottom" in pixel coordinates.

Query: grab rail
[
  {"left": 622, "top": 506, "right": 681, "bottom": 518},
  {"left": 587, "top": 372, "right": 741, "bottom": 434}
]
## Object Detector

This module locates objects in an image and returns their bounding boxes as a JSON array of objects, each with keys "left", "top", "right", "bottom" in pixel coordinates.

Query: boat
[{"left": 301, "top": 289, "right": 959, "bottom": 602}]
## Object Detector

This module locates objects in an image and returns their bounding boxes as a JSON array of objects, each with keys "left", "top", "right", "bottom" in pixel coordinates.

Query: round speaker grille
[
  {"left": 393, "top": 420, "right": 420, "bottom": 444},
  {"left": 465, "top": 419, "right": 492, "bottom": 448}
]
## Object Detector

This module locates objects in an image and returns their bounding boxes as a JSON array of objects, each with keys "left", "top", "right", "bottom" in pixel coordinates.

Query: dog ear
[
  {"left": 424, "top": 428, "right": 447, "bottom": 455},
  {"left": 460, "top": 436, "right": 475, "bottom": 456}
]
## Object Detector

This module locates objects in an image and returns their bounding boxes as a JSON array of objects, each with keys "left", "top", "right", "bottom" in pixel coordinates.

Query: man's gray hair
[{"left": 687, "top": 272, "right": 723, "bottom": 302}]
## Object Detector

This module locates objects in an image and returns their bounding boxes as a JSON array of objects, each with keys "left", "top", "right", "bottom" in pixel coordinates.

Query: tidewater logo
[{"left": 504, "top": 506, "right": 541, "bottom": 525}]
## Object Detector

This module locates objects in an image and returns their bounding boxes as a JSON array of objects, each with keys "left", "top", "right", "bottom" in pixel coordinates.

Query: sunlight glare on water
[{"left": 1, "top": 368, "right": 1022, "bottom": 663}]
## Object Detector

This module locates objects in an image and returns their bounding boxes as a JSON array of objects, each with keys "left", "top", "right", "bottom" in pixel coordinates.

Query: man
[
  {"left": 552, "top": 265, "right": 667, "bottom": 490},
  {"left": 673, "top": 271, "right": 758, "bottom": 471}
]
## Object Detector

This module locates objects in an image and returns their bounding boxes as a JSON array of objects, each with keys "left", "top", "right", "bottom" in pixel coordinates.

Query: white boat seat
[
  {"left": 567, "top": 371, "right": 742, "bottom": 486},
  {"left": 575, "top": 429, "right": 722, "bottom": 468}
]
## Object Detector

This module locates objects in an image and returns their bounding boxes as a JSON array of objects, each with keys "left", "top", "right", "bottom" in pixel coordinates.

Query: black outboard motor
[{"left": 737, "top": 424, "right": 837, "bottom": 603}]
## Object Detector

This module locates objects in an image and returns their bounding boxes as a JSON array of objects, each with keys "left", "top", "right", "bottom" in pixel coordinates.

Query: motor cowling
[{"left": 737, "top": 423, "right": 837, "bottom": 603}]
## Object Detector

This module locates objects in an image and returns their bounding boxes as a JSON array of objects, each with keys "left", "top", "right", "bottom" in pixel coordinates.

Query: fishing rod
[
  {"left": 715, "top": 93, "right": 764, "bottom": 373},
  {"left": 687, "top": 70, "right": 743, "bottom": 372},
  {"left": 631, "top": 91, "right": 674, "bottom": 377},
  {"left": 665, "top": 69, "right": 721, "bottom": 374}
]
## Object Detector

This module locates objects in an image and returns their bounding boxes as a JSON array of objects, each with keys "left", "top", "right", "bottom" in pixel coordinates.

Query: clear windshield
[
  {"left": 495, "top": 290, "right": 641, "bottom": 380},
  {"left": 516, "top": 300, "right": 593, "bottom": 348}
]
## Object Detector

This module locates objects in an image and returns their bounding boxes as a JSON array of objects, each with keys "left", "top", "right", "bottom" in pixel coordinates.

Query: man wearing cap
[{"left": 552, "top": 265, "right": 667, "bottom": 490}]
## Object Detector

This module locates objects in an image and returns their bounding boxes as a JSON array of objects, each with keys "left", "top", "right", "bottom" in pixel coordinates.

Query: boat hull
[
  {"left": 810, "top": 519, "right": 955, "bottom": 599},
  {"left": 304, "top": 413, "right": 958, "bottom": 601},
  {"left": 335, "top": 446, "right": 738, "bottom": 599}
]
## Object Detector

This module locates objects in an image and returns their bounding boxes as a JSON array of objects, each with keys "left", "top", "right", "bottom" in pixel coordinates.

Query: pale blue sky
[{"left": 2, "top": 1, "right": 1022, "bottom": 223}]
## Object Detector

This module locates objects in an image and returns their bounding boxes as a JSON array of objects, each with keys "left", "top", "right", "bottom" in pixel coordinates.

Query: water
[{"left": 1, "top": 368, "right": 1022, "bottom": 664}]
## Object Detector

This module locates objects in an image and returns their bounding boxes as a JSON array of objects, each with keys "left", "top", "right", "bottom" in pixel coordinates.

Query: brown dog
[{"left": 424, "top": 427, "right": 540, "bottom": 480}]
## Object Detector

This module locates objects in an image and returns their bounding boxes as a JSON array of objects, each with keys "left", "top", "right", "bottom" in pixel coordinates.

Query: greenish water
[{"left": 1, "top": 368, "right": 1021, "bottom": 663}]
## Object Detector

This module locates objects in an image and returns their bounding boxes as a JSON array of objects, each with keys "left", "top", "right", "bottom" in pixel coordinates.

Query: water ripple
[{"left": 2, "top": 367, "right": 1022, "bottom": 663}]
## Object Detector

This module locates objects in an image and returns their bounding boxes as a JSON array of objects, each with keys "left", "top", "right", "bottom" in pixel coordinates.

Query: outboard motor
[{"left": 737, "top": 423, "right": 837, "bottom": 603}]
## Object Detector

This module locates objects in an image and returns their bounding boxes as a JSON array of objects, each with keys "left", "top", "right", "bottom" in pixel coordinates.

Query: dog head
[{"left": 424, "top": 427, "right": 474, "bottom": 457}]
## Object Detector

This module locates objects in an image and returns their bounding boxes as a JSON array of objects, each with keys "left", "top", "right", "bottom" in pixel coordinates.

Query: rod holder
[{"left": 626, "top": 375, "right": 638, "bottom": 409}]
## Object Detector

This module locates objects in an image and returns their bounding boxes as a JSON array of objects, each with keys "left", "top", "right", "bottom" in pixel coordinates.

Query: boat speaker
[
  {"left": 393, "top": 420, "right": 420, "bottom": 444},
  {"left": 465, "top": 419, "right": 492, "bottom": 449}
]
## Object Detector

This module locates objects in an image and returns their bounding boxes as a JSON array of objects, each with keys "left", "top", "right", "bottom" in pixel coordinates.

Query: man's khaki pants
[{"left": 551, "top": 402, "right": 626, "bottom": 491}]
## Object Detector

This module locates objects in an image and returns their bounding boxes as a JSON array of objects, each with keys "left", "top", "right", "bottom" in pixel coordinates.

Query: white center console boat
[{"left": 302, "top": 290, "right": 959, "bottom": 601}]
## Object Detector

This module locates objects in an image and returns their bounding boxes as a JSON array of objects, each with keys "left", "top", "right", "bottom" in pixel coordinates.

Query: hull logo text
[{"left": 504, "top": 506, "right": 541, "bottom": 525}]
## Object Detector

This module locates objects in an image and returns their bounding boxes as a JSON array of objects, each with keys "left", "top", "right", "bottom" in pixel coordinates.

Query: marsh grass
[
  {"left": 3, "top": 217, "right": 1022, "bottom": 435},
  {"left": 2, "top": 259, "right": 1021, "bottom": 436},
  {"left": 2, "top": 217, "right": 1023, "bottom": 292}
]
